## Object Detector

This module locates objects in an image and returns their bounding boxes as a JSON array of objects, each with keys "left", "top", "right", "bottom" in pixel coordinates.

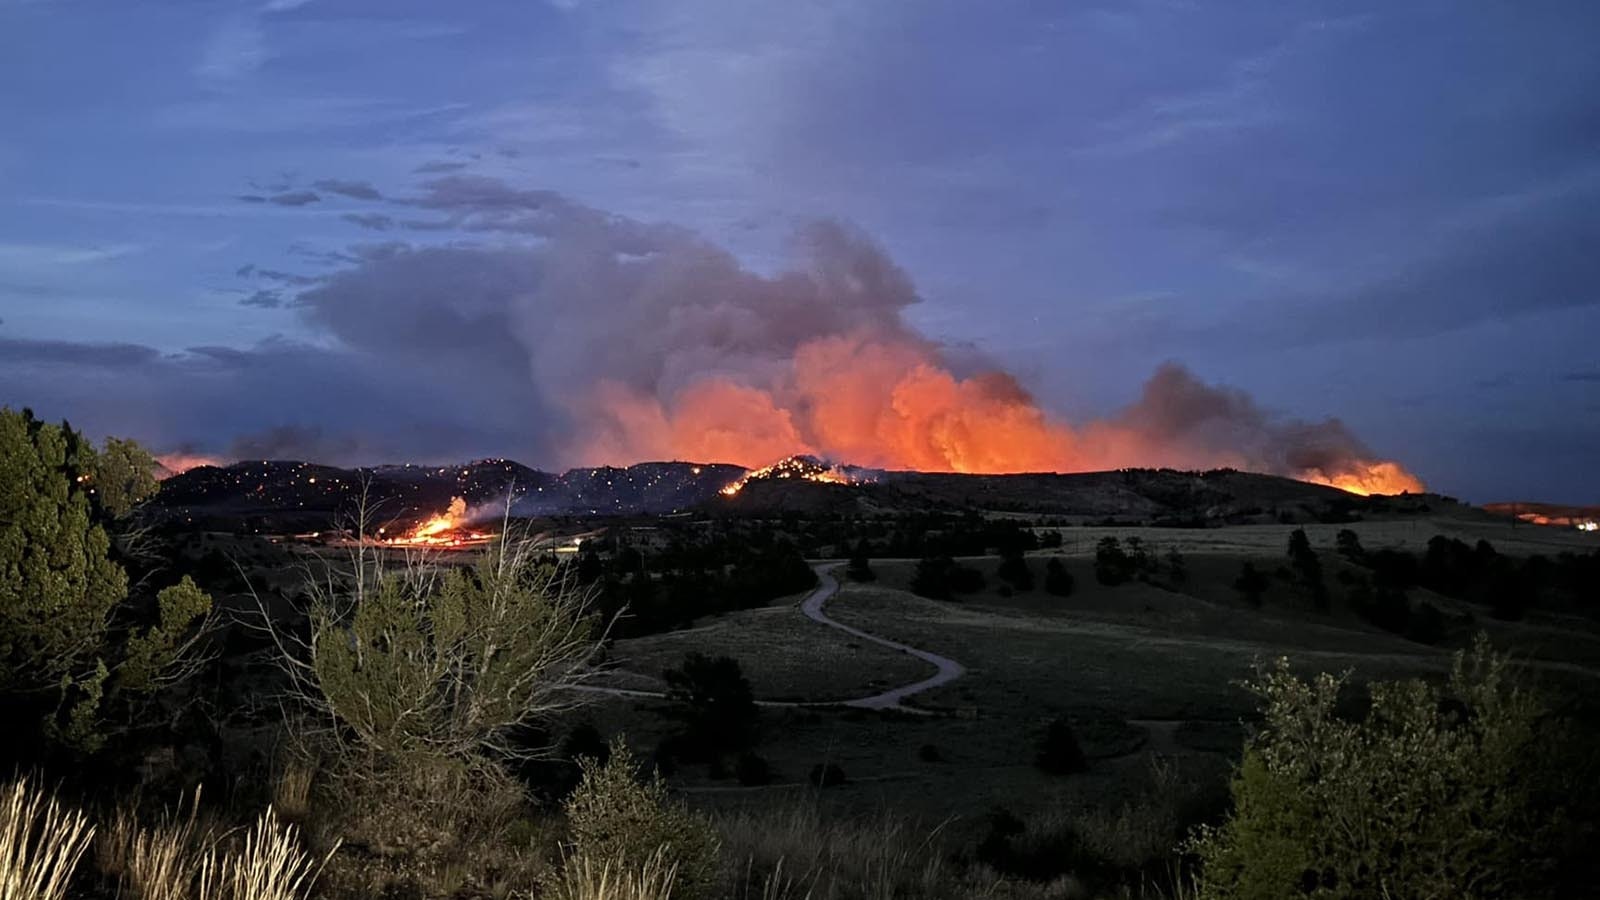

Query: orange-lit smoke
[
  {"left": 1299, "top": 461, "right": 1426, "bottom": 496},
  {"left": 576, "top": 330, "right": 1424, "bottom": 495},
  {"left": 155, "top": 452, "right": 226, "bottom": 479}
]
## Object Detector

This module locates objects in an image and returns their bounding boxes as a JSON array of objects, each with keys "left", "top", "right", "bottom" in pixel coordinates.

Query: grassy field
[{"left": 590, "top": 519, "right": 1600, "bottom": 838}]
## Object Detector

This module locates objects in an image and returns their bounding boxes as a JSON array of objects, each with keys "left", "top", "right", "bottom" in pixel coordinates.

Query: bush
[
  {"left": 1190, "top": 636, "right": 1571, "bottom": 899},
  {"left": 565, "top": 741, "right": 721, "bottom": 900},
  {"left": 909, "top": 556, "right": 985, "bottom": 600},
  {"left": 1233, "top": 563, "right": 1268, "bottom": 607},
  {"left": 1035, "top": 717, "right": 1087, "bottom": 775},
  {"left": 1044, "top": 558, "right": 1076, "bottom": 597},
  {"left": 290, "top": 528, "right": 600, "bottom": 766},
  {"left": 997, "top": 547, "right": 1034, "bottom": 592}
]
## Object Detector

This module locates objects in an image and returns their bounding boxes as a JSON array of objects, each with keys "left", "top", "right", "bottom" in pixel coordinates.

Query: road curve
[
  {"left": 574, "top": 564, "right": 968, "bottom": 714},
  {"left": 801, "top": 565, "right": 966, "bottom": 713}
]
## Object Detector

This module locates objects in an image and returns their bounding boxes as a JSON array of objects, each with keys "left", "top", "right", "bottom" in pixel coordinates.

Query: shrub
[
  {"left": 282, "top": 522, "right": 602, "bottom": 767},
  {"left": 1094, "top": 538, "right": 1136, "bottom": 585},
  {"left": 1190, "top": 636, "right": 1569, "bottom": 899},
  {"left": 997, "top": 547, "right": 1035, "bottom": 592},
  {"left": 1044, "top": 558, "right": 1076, "bottom": 598},
  {"left": 1233, "top": 563, "right": 1268, "bottom": 607},
  {"left": 1035, "top": 717, "right": 1087, "bottom": 775},
  {"left": 565, "top": 741, "right": 720, "bottom": 900}
]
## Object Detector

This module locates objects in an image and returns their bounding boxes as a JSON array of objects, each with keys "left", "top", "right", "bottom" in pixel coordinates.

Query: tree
[
  {"left": 1035, "top": 717, "right": 1087, "bottom": 775},
  {"left": 845, "top": 539, "right": 876, "bottom": 582},
  {"left": 0, "top": 408, "right": 211, "bottom": 752},
  {"left": 1044, "top": 558, "right": 1076, "bottom": 598},
  {"left": 1234, "top": 562, "right": 1268, "bottom": 607},
  {"left": 89, "top": 436, "right": 160, "bottom": 519},
  {"left": 1190, "top": 637, "right": 1574, "bottom": 899},
  {"left": 662, "top": 652, "right": 757, "bottom": 756},
  {"left": 1165, "top": 548, "right": 1188, "bottom": 585},
  {"left": 1287, "top": 528, "right": 1328, "bottom": 611},
  {"left": 997, "top": 546, "right": 1034, "bottom": 592},
  {"left": 1334, "top": 528, "right": 1364, "bottom": 561},
  {"left": 910, "top": 556, "right": 953, "bottom": 600},
  {"left": 1094, "top": 537, "right": 1135, "bottom": 586}
]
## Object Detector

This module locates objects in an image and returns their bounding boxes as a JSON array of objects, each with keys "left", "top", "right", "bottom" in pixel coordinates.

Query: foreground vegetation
[{"left": 3, "top": 406, "right": 1597, "bottom": 898}]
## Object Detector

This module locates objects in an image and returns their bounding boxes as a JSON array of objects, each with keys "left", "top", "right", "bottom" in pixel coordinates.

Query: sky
[{"left": 1, "top": 0, "right": 1597, "bottom": 503}]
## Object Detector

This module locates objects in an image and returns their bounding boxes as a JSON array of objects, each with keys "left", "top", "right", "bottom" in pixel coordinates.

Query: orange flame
[
  {"left": 386, "top": 497, "right": 494, "bottom": 548},
  {"left": 1300, "top": 461, "right": 1425, "bottom": 496},
  {"left": 719, "top": 456, "right": 865, "bottom": 496},
  {"left": 578, "top": 330, "right": 1425, "bottom": 495}
]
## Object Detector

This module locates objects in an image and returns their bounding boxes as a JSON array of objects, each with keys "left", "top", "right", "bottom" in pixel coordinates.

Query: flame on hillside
[
  {"left": 720, "top": 456, "right": 869, "bottom": 497},
  {"left": 383, "top": 497, "right": 495, "bottom": 548},
  {"left": 1299, "top": 461, "right": 1425, "bottom": 496},
  {"left": 155, "top": 452, "right": 226, "bottom": 479}
]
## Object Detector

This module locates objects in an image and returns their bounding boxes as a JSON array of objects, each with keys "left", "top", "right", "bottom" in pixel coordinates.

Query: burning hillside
[{"left": 719, "top": 455, "right": 874, "bottom": 497}]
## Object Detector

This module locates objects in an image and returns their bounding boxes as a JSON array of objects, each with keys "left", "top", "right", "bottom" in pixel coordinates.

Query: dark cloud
[
  {"left": 313, "top": 178, "right": 383, "bottom": 201},
  {"left": 413, "top": 160, "right": 468, "bottom": 174},
  {"left": 268, "top": 191, "right": 322, "bottom": 207},
  {"left": 239, "top": 289, "right": 283, "bottom": 308},
  {"left": 0, "top": 337, "right": 163, "bottom": 368},
  {"left": 1562, "top": 371, "right": 1600, "bottom": 383},
  {"left": 237, "top": 264, "right": 322, "bottom": 286},
  {"left": 341, "top": 212, "right": 395, "bottom": 230}
]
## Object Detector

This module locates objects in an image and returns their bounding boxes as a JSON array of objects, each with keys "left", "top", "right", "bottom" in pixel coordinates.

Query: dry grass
[
  {"left": 553, "top": 849, "right": 678, "bottom": 900},
  {"left": 197, "top": 807, "right": 330, "bottom": 900},
  {"left": 96, "top": 786, "right": 216, "bottom": 899},
  {"left": 273, "top": 764, "right": 315, "bottom": 825},
  {"left": 0, "top": 778, "right": 94, "bottom": 900}
]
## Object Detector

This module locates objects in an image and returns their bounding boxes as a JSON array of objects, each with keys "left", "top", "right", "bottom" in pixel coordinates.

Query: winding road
[
  {"left": 801, "top": 565, "right": 966, "bottom": 712},
  {"left": 573, "top": 564, "right": 967, "bottom": 714}
]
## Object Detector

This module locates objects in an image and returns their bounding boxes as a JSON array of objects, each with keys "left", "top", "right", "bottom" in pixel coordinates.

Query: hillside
[{"left": 149, "top": 455, "right": 1449, "bottom": 530}]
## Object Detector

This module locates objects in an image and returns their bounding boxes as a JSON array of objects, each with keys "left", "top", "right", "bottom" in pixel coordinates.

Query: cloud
[
  {"left": 341, "top": 212, "right": 395, "bottom": 230},
  {"left": 413, "top": 160, "right": 469, "bottom": 174},
  {"left": 313, "top": 179, "right": 383, "bottom": 201},
  {"left": 1562, "top": 371, "right": 1600, "bottom": 383},
  {"left": 0, "top": 337, "right": 163, "bottom": 369},
  {"left": 239, "top": 289, "right": 283, "bottom": 309}
]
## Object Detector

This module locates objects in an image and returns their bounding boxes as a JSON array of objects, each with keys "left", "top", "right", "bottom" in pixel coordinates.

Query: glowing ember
[
  {"left": 385, "top": 497, "right": 495, "bottom": 548},
  {"left": 1299, "top": 461, "right": 1426, "bottom": 496},
  {"left": 720, "top": 455, "right": 867, "bottom": 497}
]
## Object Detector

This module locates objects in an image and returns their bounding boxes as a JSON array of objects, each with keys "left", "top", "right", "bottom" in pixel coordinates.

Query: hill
[{"left": 149, "top": 455, "right": 1449, "bottom": 531}]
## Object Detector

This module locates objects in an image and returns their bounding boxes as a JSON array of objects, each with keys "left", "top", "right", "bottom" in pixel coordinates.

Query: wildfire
[
  {"left": 1300, "top": 461, "right": 1426, "bottom": 497},
  {"left": 720, "top": 456, "right": 867, "bottom": 497},
  {"left": 384, "top": 497, "right": 494, "bottom": 548},
  {"left": 155, "top": 452, "right": 226, "bottom": 479}
]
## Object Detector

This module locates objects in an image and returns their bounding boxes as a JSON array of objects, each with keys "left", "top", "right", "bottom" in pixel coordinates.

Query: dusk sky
[{"left": 2, "top": 0, "right": 1597, "bottom": 503}]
